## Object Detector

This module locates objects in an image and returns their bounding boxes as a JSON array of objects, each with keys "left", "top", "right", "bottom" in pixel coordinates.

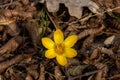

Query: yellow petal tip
[
  {"left": 64, "top": 35, "right": 78, "bottom": 47},
  {"left": 41, "top": 37, "right": 55, "bottom": 49},
  {"left": 54, "top": 29, "right": 64, "bottom": 44}
]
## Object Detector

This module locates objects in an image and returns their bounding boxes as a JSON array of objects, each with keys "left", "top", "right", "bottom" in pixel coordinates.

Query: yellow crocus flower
[{"left": 41, "top": 29, "right": 78, "bottom": 66}]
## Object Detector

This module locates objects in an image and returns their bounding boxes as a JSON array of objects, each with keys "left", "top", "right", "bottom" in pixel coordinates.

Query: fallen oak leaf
[
  {"left": 65, "top": 0, "right": 100, "bottom": 18},
  {"left": 0, "top": 36, "right": 25, "bottom": 55},
  {"left": 44, "top": 0, "right": 100, "bottom": 18},
  {"left": 89, "top": 48, "right": 99, "bottom": 60}
]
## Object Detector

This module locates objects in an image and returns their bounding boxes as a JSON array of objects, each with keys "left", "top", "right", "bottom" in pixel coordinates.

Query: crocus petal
[
  {"left": 42, "top": 38, "right": 55, "bottom": 49},
  {"left": 64, "top": 48, "right": 77, "bottom": 58},
  {"left": 54, "top": 29, "right": 64, "bottom": 44},
  {"left": 56, "top": 55, "right": 67, "bottom": 66},
  {"left": 45, "top": 49, "right": 57, "bottom": 59},
  {"left": 64, "top": 35, "right": 78, "bottom": 48}
]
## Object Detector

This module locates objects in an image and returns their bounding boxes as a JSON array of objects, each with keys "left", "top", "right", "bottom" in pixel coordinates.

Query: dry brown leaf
[
  {"left": 25, "top": 74, "right": 33, "bottom": 80},
  {"left": 54, "top": 66, "right": 63, "bottom": 80},
  {"left": 38, "top": 63, "right": 45, "bottom": 80},
  {"left": 82, "top": 35, "right": 94, "bottom": 50},
  {"left": 95, "top": 63, "right": 108, "bottom": 80},
  {"left": 0, "top": 36, "right": 25, "bottom": 55},
  {"left": 6, "top": 22, "right": 20, "bottom": 36},
  {"left": 90, "top": 48, "right": 99, "bottom": 60},
  {"left": 104, "top": 35, "right": 115, "bottom": 45}
]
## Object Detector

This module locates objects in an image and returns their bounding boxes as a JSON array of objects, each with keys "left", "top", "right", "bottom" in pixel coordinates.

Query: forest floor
[{"left": 0, "top": 0, "right": 120, "bottom": 80}]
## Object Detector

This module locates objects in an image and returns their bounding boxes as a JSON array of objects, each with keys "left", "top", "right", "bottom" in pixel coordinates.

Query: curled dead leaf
[
  {"left": 95, "top": 63, "right": 108, "bottom": 80},
  {"left": 38, "top": 63, "right": 45, "bottom": 80},
  {"left": 54, "top": 66, "right": 63, "bottom": 80},
  {"left": 90, "top": 48, "right": 99, "bottom": 60}
]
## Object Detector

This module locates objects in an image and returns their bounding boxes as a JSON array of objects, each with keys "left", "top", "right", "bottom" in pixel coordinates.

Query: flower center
[{"left": 55, "top": 44, "right": 64, "bottom": 54}]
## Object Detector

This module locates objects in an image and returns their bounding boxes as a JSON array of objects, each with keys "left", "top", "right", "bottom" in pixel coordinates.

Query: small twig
[
  {"left": 45, "top": 9, "right": 58, "bottom": 29},
  {"left": 106, "top": 6, "right": 120, "bottom": 12},
  {"left": 45, "top": 71, "right": 56, "bottom": 78}
]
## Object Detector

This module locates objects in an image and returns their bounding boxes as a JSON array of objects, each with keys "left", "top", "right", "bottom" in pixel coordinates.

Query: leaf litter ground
[{"left": 0, "top": 0, "right": 120, "bottom": 80}]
